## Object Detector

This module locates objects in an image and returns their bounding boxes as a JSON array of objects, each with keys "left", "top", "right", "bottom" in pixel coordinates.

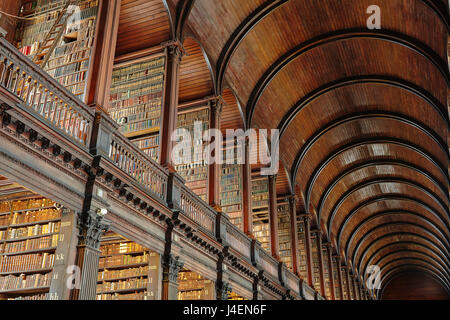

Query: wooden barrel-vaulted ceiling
[{"left": 116, "top": 0, "right": 450, "bottom": 298}]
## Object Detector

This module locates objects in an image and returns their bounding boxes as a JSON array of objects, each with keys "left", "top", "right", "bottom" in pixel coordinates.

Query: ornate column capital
[
  {"left": 209, "top": 96, "right": 224, "bottom": 117},
  {"left": 287, "top": 194, "right": 297, "bottom": 208},
  {"left": 162, "top": 39, "right": 184, "bottom": 63},
  {"left": 76, "top": 211, "right": 110, "bottom": 250},
  {"left": 217, "top": 281, "right": 232, "bottom": 300},
  {"left": 163, "top": 255, "right": 184, "bottom": 283}
]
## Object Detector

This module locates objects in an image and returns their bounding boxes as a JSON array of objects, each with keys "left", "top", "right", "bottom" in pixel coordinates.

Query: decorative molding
[
  {"left": 76, "top": 211, "right": 111, "bottom": 249},
  {"left": 163, "top": 254, "right": 184, "bottom": 283}
]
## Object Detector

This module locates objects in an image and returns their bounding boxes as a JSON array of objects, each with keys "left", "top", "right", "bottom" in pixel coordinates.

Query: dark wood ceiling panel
[
  {"left": 382, "top": 272, "right": 450, "bottom": 300},
  {"left": 116, "top": 0, "right": 172, "bottom": 56},
  {"left": 179, "top": 37, "right": 214, "bottom": 102},
  {"left": 223, "top": 0, "right": 447, "bottom": 113},
  {"left": 221, "top": 88, "right": 244, "bottom": 134},
  {"left": 253, "top": 39, "right": 446, "bottom": 135}
]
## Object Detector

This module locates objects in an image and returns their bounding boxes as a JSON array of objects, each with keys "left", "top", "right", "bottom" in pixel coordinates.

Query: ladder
[{"left": 32, "top": 0, "right": 79, "bottom": 68}]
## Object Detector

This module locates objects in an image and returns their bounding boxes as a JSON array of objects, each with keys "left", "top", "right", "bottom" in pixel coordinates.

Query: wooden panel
[
  {"left": 116, "top": 0, "right": 171, "bottom": 56},
  {"left": 382, "top": 272, "right": 450, "bottom": 300},
  {"left": 221, "top": 88, "right": 243, "bottom": 134},
  {"left": 179, "top": 38, "right": 213, "bottom": 102}
]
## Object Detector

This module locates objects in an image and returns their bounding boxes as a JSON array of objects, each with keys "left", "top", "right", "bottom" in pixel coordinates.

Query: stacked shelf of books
[
  {"left": 228, "top": 291, "right": 247, "bottom": 300},
  {"left": 277, "top": 201, "right": 291, "bottom": 269},
  {"left": 297, "top": 221, "right": 308, "bottom": 281},
  {"left": 177, "top": 269, "right": 214, "bottom": 300},
  {"left": 16, "top": 0, "right": 99, "bottom": 102},
  {"left": 311, "top": 234, "right": 321, "bottom": 292},
  {"left": 322, "top": 245, "right": 331, "bottom": 299},
  {"left": 97, "top": 232, "right": 154, "bottom": 300},
  {"left": 341, "top": 267, "right": 348, "bottom": 299},
  {"left": 251, "top": 176, "right": 270, "bottom": 252},
  {"left": 220, "top": 143, "right": 242, "bottom": 229},
  {"left": 175, "top": 107, "right": 210, "bottom": 201},
  {"left": 333, "top": 258, "right": 341, "bottom": 300},
  {"left": 109, "top": 56, "right": 166, "bottom": 164},
  {"left": 0, "top": 197, "right": 61, "bottom": 300}
]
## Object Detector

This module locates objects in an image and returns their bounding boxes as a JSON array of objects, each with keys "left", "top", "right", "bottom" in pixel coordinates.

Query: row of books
[
  {"left": 96, "top": 277, "right": 148, "bottom": 293},
  {"left": 0, "top": 201, "right": 10, "bottom": 213},
  {"left": 7, "top": 293, "right": 48, "bottom": 300},
  {"left": 111, "top": 65, "right": 165, "bottom": 88},
  {"left": 7, "top": 222, "right": 60, "bottom": 240},
  {"left": 9, "top": 208, "right": 60, "bottom": 226},
  {"left": 47, "top": 59, "right": 89, "bottom": 78},
  {"left": 52, "top": 38, "right": 93, "bottom": 59},
  {"left": 177, "top": 271, "right": 214, "bottom": 300},
  {"left": 98, "top": 252, "right": 149, "bottom": 269},
  {"left": 96, "top": 292, "right": 148, "bottom": 300},
  {"left": 111, "top": 57, "right": 165, "bottom": 81},
  {"left": 0, "top": 235, "right": 58, "bottom": 254},
  {"left": 110, "top": 83, "right": 163, "bottom": 102},
  {"left": 46, "top": 48, "right": 89, "bottom": 69},
  {"left": 119, "top": 118, "right": 161, "bottom": 135},
  {"left": 110, "top": 92, "right": 163, "bottom": 110},
  {"left": 0, "top": 273, "right": 51, "bottom": 291},
  {"left": 98, "top": 266, "right": 149, "bottom": 282},
  {"left": 11, "top": 199, "right": 54, "bottom": 212},
  {"left": 0, "top": 253, "right": 55, "bottom": 272},
  {"left": 100, "top": 242, "right": 146, "bottom": 256},
  {"left": 110, "top": 100, "right": 161, "bottom": 121},
  {"left": 133, "top": 135, "right": 160, "bottom": 150},
  {"left": 0, "top": 215, "right": 8, "bottom": 227}
]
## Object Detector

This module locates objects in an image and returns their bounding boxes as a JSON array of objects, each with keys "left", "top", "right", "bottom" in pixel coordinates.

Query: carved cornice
[{"left": 77, "top": 211, "right": 111, "bottom": 249}]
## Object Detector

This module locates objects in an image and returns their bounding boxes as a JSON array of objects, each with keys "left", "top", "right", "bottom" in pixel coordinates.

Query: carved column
[
  {"left": 301, "top": 215, "right": 314, "bottom": 288},
  {"left": 268, "top": 174, "right": 279, "bottom": 260},
  {"left": 312, "top": 229, "right": 326, "bottom": 298},
  {"left": 71, "top": 211, "right": 110, "bottom": 300},
  {"left": 287, "top": 195, "right": 299, "bottom": 275},
  {"left": 208, "top": 97, "right": 222, "bottom": 209},
  {"left": 334, "top": 255, "right": 344, "bottom": 300},
  {"left": 217, "top": 281, "right": 232, "bottom": 300},
  {"left": 159, "top": 42, "right": 183, "bottom": 169},
  {"left": 344, "top": 266, "right": 352, "bottom": 300},
  {"left": 242, "top": 136, "right": 253, "bottom": 237},
  {"left": 325, "top": 243, "right": 336, "bottom": 300},
  {"left": 85, "top": 0, "right": 121, "bottom": 110},
  {"left": 162, "top": 254, "right": 184, "bottom": 300}
]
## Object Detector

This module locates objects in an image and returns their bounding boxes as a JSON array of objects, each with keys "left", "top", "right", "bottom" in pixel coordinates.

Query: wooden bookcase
[
  {"left": 251, "top": 175, "right": 270, "bottom": 252},
  {"left": 277, "top": 201, "right": 291, "bottom": 269},
  {"left": 333, "top": 258, "right": 341, "bottom": 300},
  {"left": 15, "top": 0, "right": 99, "bottom": 102},
  {"left": 322, "top": 244, "right": 331, "bottom": 299},
  {"left": 311, "top": 233, "right": 321, "bottom": 292},
  {"left": 220, "top": 142, "right": 242, "bottom": 229},
  {"left": 175, "top": 107, "right": 210, "bottom": 201},
  {"left": 297, "top": 220, "right": 308, "bottom": 281},
  {"left": 97, "top": 231, "right": 160, "bottom": 300},
  {"left": 177, "top": 269, "right": 214, "bottom": 300},
  {"left": 0, "top": 197, "right": 61, "bottom": 300},
  {"left": 109, "top": 55, "right": 165, "bottom": 163}
]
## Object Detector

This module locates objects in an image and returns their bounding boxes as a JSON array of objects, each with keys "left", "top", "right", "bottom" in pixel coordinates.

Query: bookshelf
[
  {"left": 109, "top": 56, "right": 166, "bottom": 163},
  {"left": 228, "top": 291, "right": 247, "bottom": 300},
  {"left": 251, "top": 176, "right": 269, "bottom": 252},
  {"left": 333, "top": 258, "right": 341, "bottom": 300},
  {"left": 16, "top": 0, "right": 99, "bottom": 102},
  {"left": 311, "top": 233, "right": 321, "bottom": 292},
  {"left": 220, "top": 143, "right": 242, "bottom": 229},
  {"left": 297, "top": 221, "right": 308, "bottom": 281},
  {"left": 177, "top": 269, "right": 214, "bottom": 300},
  {"left": 175, "top": 107, "right": 210, "bottom": 201},
  {"left": 322, "top": 245, "right": 331, "bottom": 299},
  {"left": 97, "top": 231, "right": 160, "bottom": 300},
  {"left": 277, "top": 201, "right": 291, "bottom": 269},
  {"left": 341, "top": 267, "right": 348, "bottom": 299},
  {"left": 0, "top": 197, "right": 61, "bottom": 300}
]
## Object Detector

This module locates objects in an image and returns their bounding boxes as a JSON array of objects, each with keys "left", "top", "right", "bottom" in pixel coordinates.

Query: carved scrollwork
[
  {"left": 163, "top": 254, "right": 184, "bottom": 283},
  {"left": 76, "top": 211, "right": 111, "bottom": 249}
]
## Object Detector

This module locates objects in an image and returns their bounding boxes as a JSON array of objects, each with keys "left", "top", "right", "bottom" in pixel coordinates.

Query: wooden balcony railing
[
  {"left": 178, "top": 183, "right": 216, "bottom": 233},
  {"left": 285, "top": 268, "right": 300, "bottom": 293},
  {"left": 226, "top": 221, "right": 252, "bottom": 260},
  {"left": 109, "top": 131, "right": 168, "bottom": 201},
  {"left": 0, "top": 37, "right": 94, "bottom": 149}
]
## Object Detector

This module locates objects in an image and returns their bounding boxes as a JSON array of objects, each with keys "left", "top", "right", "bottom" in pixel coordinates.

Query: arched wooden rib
[
  {"left": 316, "top": 160, "right": 449, "bottom": 227},
  {"left": 357, "top": 232, "right": 450, "bottom": 279},
  {"left": 247, "top": 30, "right": 449, "bottom": 127},
  {"left": 301, "top": 138, "right": 449, "bottom": 218}
]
